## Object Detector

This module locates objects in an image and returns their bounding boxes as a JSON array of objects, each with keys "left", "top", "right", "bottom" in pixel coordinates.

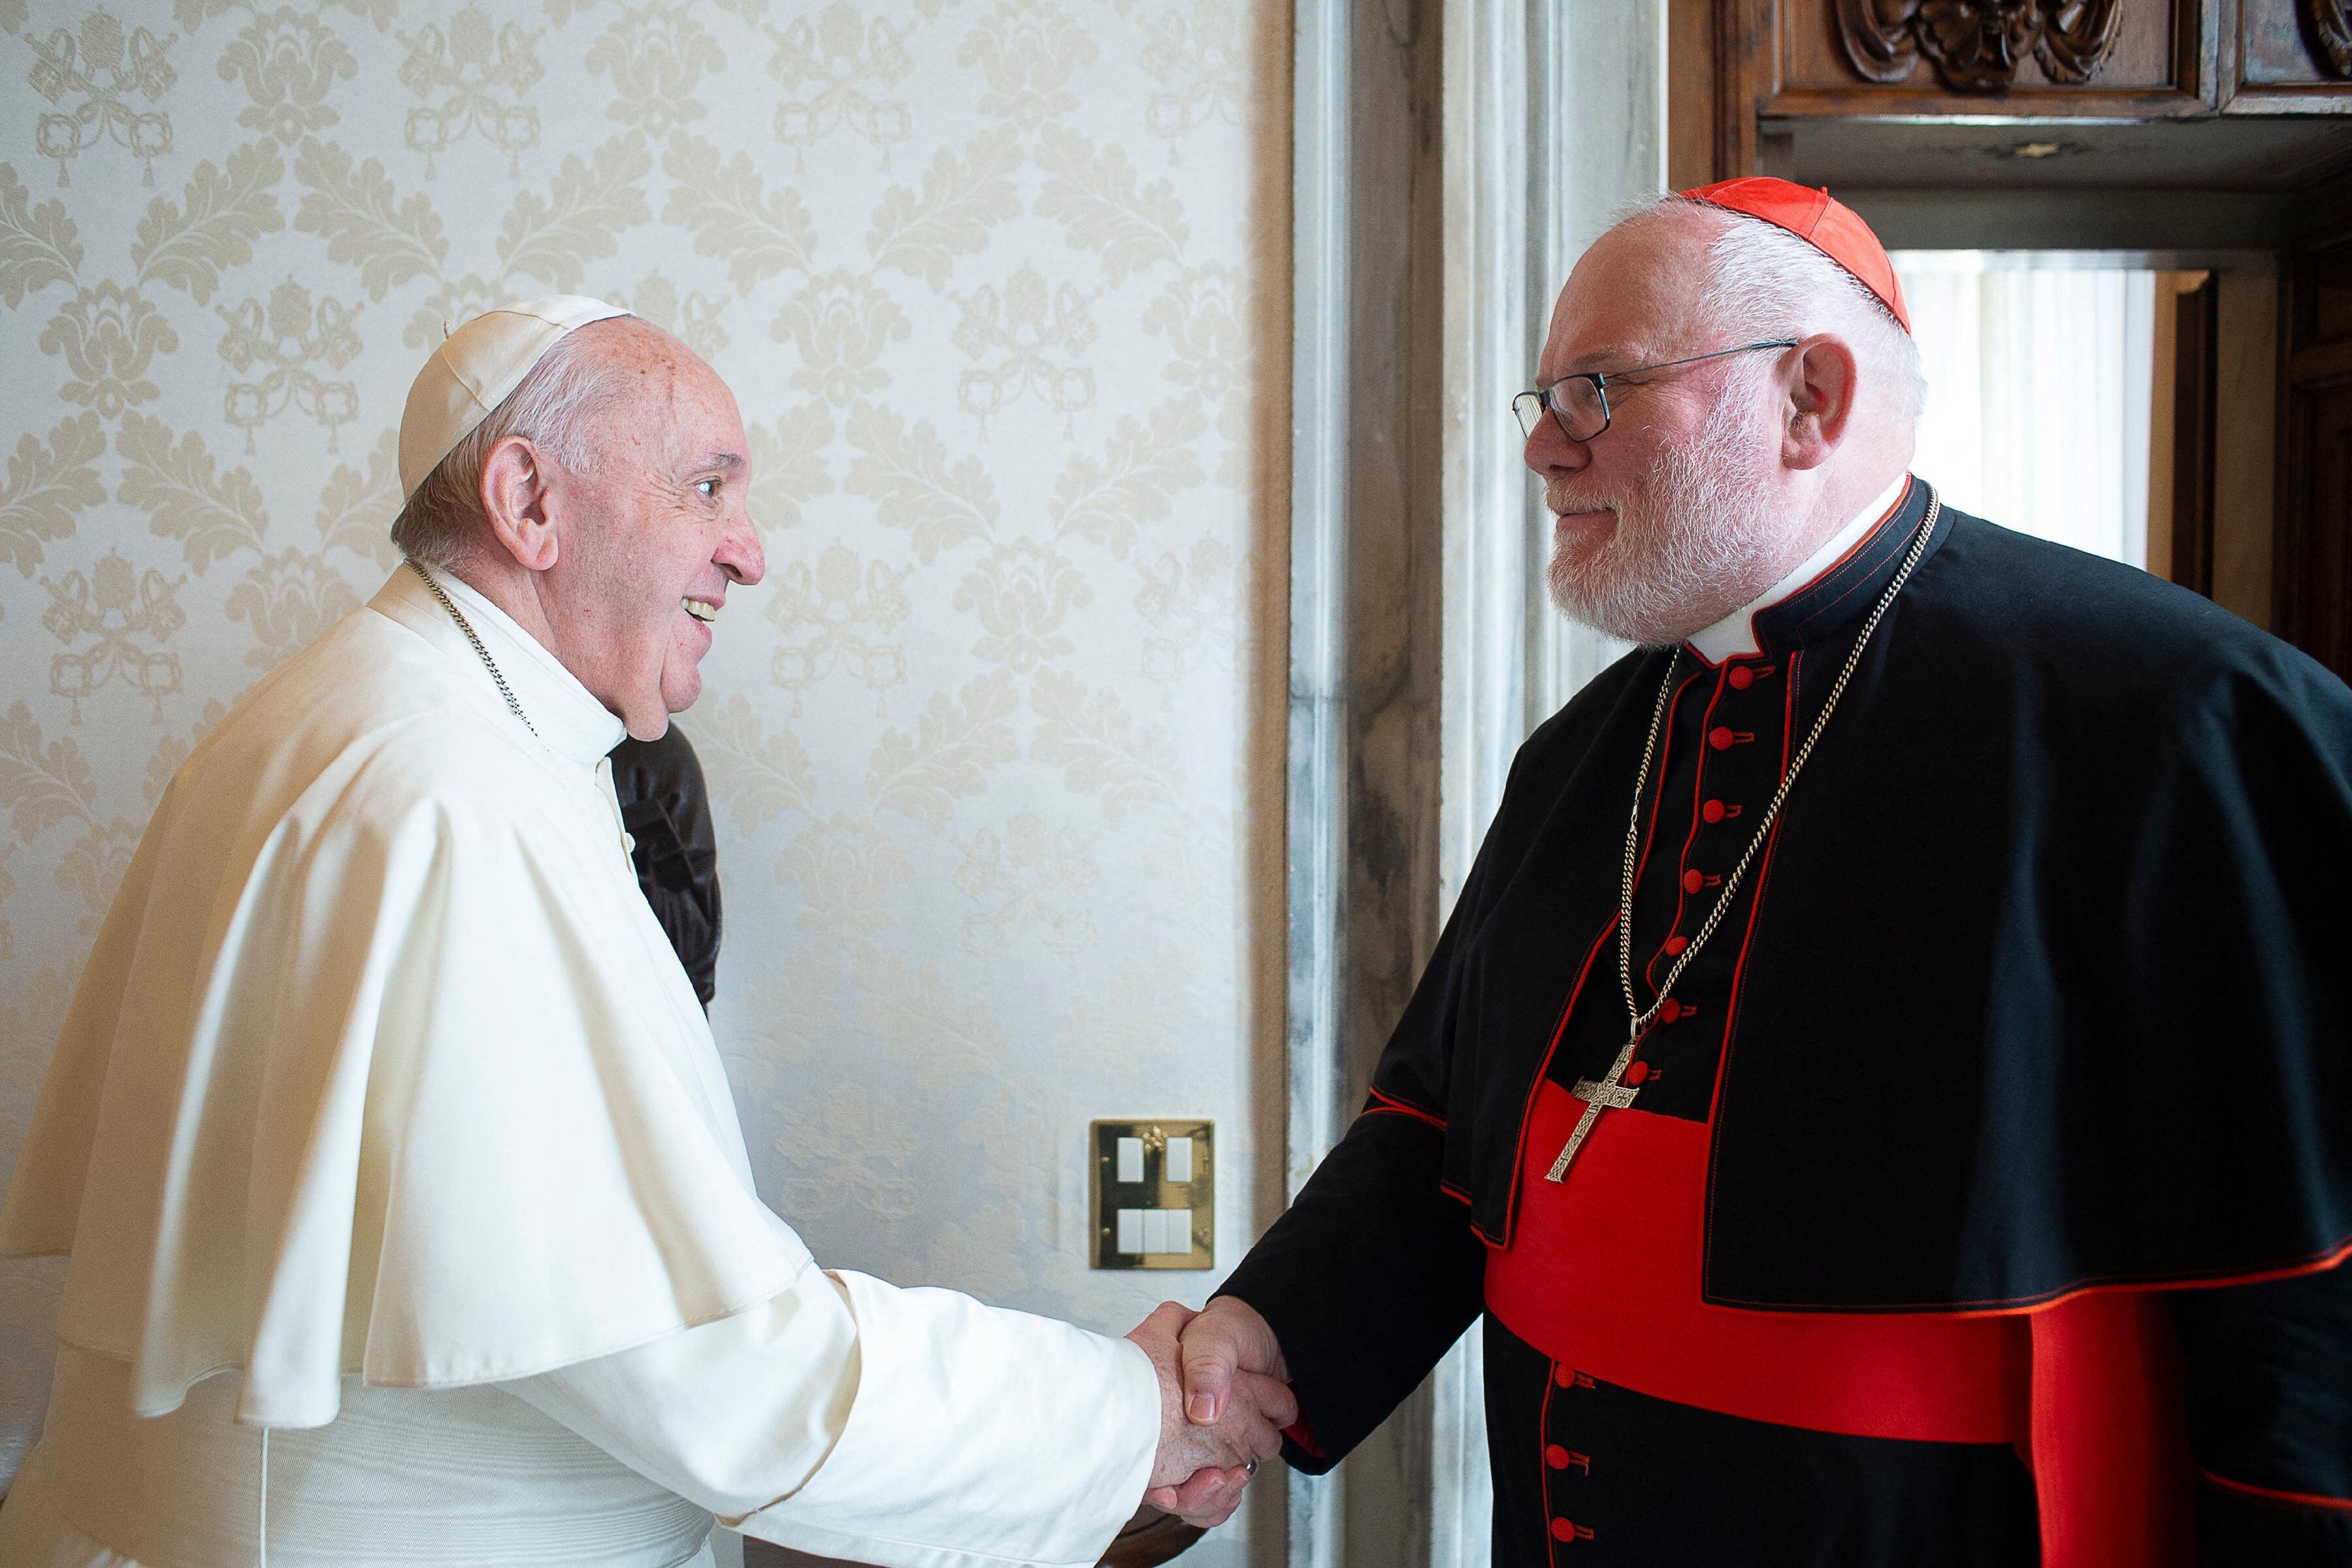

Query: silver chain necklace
[
  {"left": 1545, "top": 491, "right": 1942, "bottom": 1183},
  {"left": 406, "top": 559, "right": 539, "bottom": 740}
]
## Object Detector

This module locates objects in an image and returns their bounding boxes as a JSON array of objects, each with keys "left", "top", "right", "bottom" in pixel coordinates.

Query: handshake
[{"left": 1124, "top": 1297, "right": 1291, "bottom": 1529}]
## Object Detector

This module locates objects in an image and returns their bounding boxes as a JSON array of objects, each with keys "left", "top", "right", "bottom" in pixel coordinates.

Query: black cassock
[{"left": 1220, "top": 479, "right": 2352, "bottom": 1566}]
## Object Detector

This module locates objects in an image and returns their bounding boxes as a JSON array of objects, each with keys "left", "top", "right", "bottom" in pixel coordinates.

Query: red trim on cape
[
  {"left": 1783, "top": 495, "right": 1926, "bottom": 644},
  {"left": 1363, "top": 1085, "right": 1446, "bottom": 1131},
  {"left": 1481, "top": 914, "right": 1611, "bottom": 1249},
  {"left": 2201, "top": 1469, "right": 2352, "bottom": 1514},
  {"left": 1701, "top": 1229, "right": 2352, "bottom": 1315}
]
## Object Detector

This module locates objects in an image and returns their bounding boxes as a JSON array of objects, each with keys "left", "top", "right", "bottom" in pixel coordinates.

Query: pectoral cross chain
[
  {"left": 1544, "top": 1035, "right": 1643, "bottom": 1183},
  {"left": 1539, "top": 501, "right": 1944, "bottom": 1189}
]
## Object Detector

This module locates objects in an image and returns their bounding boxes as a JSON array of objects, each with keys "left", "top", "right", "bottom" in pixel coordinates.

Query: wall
[{"left": 0, "top": 4, "right": 1291, "bottom": 1554}]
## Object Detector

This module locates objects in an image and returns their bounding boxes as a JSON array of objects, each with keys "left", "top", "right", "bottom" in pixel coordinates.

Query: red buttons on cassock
[
  {"left": 1663, "top": 934, "right": 1688, "bottom": 955},
  {"left": 1701, "top": 799, "right": 1725, "bottom": 824},
  {"left": 1551, "top": 1518, "right": 1581, "bottom": 1542},
  {"left": 1624, "top": 1060, "right": 1650, "bottom": 1085},
  {"left": 1709, "top": 725, "right": 1735, "bottom": 750},
  {"left": 1728, "top": 666, "right": 1754, "bottom": 690},
  {"left": 1681, "top": 868, "right": 1704, "bottom": 894},
  {"left": 1659, "top": 1000, "right": 1684, "bottom": 1022},
  {"left": 1546, "top": 1445, "right": 1572, "bottom": 1470},
  {"left": 1554, "top": 1363, "right": 1576, "bottom": 1387}
]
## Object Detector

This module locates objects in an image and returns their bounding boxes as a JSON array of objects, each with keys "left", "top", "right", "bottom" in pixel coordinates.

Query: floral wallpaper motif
[{"left": 0, "top": 5, "right": 1290, "bottom": 1548}]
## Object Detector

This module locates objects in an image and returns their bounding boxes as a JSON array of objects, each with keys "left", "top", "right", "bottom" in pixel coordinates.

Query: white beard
[{"left": 1544, "top": 390, "right": 1794, "bottom": 647}]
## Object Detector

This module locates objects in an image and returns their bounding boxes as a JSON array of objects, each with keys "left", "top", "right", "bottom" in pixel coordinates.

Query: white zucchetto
[{"left": 398, "top": 295, "right": 634, "bottom": 498}]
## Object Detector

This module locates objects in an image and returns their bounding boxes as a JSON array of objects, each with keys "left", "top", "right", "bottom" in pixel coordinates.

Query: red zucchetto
[{"left": 1680, "top": 177, "right": 1911, "bottom": 335}]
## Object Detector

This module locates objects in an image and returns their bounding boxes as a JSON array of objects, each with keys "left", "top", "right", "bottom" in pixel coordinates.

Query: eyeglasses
[{"left": 1512, "top": 340, "right": 1801, "bottom": 443}]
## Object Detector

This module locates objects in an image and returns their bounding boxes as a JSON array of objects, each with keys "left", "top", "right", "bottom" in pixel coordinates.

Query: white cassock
[{"left": 0, "top": 562, "right": 1160, "bottom": 1568}]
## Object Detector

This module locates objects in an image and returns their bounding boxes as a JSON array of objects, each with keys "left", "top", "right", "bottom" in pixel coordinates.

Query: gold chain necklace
[{"left": 1545, "top": 491, "right": 1941, "bottom": 1183}]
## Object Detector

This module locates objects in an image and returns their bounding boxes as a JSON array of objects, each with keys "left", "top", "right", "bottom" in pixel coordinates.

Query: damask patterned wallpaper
[{"left": 0, "top": 0, "right": 1290, "bottom": 1537}]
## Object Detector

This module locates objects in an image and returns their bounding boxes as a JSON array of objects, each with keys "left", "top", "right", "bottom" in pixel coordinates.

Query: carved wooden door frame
[{"left": 1710, "top": 0, "right": 2223, "bottom": 178}]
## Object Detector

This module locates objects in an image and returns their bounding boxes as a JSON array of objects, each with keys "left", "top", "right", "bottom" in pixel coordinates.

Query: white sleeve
[{"left": 504, "top": 1265, "right": 1164, "bottom": 1568}]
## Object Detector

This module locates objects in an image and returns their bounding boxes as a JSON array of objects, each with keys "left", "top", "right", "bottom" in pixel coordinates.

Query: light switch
[{"left": 1090, "top": 1120, "right": 1214, "bottom": 1271}]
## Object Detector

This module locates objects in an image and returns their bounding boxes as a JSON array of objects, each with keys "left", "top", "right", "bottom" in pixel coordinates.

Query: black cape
[
  {"left": 1411, "top": 493, "right": 2343, "bottom": 1303},
  {"left": 1222, "top": 485, "right": 2352, "bottom": 1548}
]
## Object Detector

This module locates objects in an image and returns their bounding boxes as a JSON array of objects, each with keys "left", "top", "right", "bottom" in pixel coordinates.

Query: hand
[
  {"left": 1126, "top": 1301, "right": 1296, "bottom": 1528},
  {"left": 1176, "top": 1295, "right": 1289, "bottom": 1425},
  {"left": 1139, "top": 1296, "right": 1293, "bottom": 1527}
]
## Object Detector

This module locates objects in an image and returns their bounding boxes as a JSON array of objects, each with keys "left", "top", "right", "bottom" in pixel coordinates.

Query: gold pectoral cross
[{"left": 1544, "top": 1035, "right": 1644, "bottom": 1183}]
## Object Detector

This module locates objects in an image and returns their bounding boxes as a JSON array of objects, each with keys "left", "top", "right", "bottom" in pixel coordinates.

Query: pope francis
[{"left": 0, "top": 299, "right": 1291, "bottom": 1567}]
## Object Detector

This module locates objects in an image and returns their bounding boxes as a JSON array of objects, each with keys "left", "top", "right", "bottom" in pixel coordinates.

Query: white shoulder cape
[{"left": 0, "top": 567, "right": 812, "bottom": 1428}]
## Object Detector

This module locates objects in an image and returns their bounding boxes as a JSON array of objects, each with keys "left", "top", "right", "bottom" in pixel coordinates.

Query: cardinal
[{"left": 1165, "top": 182, "right": 2352, "bottom": 1564}]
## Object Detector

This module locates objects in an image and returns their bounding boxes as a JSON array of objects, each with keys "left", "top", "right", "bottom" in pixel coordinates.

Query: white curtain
[{"left": 1891, "top": 253, "right": 2156, "bottom": 568}]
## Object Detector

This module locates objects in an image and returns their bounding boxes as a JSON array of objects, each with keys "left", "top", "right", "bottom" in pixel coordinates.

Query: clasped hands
[{"left": 1125, "top": 1297, "right": 1290, "bottom": 1529}]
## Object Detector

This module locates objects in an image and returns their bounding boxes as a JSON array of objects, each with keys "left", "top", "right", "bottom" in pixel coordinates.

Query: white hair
[
  {"left": 1622, "top": 195, "right": 1927, "bottom": 427},
  {"left": 389, "top": 324, "right": 623, "bottom": 570}
]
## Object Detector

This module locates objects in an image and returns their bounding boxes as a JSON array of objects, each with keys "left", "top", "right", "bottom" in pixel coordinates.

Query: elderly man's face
[
  {"left": 1523, "top": 214, "right": 1793, "bottom": 645},
  {"left": 543, "top": 326, "right": 764, "bottom": 738}
]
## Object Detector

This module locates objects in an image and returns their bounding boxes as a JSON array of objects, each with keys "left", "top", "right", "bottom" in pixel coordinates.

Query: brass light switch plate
[{"left": 1090, "top": 1119, "right": 1213, "bottom": 1269}]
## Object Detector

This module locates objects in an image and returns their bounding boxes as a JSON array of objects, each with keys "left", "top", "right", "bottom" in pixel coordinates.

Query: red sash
[{"left": 1486, "top": 1081, "right": 2197, "bottom": 1566}]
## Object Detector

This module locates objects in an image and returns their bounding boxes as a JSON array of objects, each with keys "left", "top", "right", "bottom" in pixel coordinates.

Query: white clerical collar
[
  {"left": 1685, "top": 472, "right": 1912, "bottom": 664},
  {"left": 371, "top": 562, "right": 628, "bottom": 770}
]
